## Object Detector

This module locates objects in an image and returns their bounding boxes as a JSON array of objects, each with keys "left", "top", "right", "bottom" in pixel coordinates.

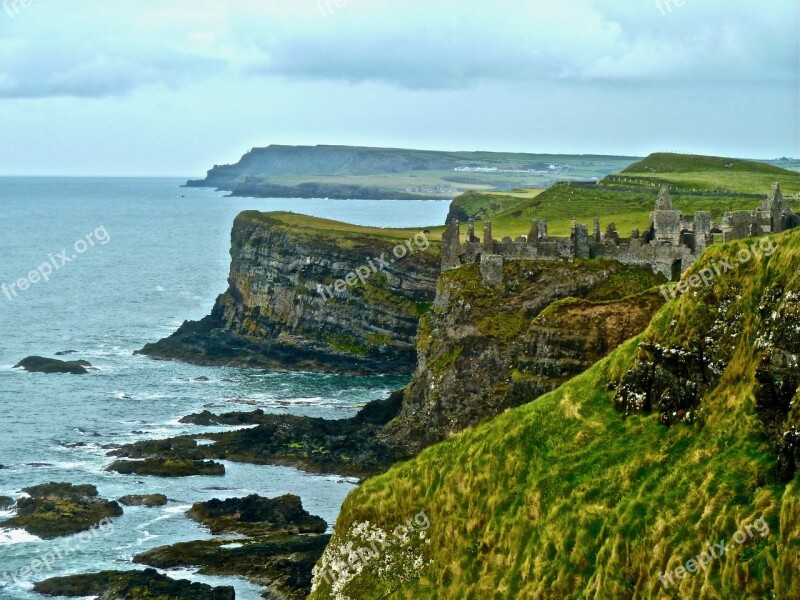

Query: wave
[{"left": 0, "top": 528, "right": 40, "bottom": 545}]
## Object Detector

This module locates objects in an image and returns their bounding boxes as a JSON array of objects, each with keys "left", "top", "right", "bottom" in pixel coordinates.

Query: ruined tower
[{"left": 651, "top": 186, "right": 682, "bottom": 245}]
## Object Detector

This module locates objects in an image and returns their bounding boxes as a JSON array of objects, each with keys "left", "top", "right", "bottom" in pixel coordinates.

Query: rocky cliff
[
  {"left": 138, "top": 212, "right": 440, "bottom": 375},
  {"left": 383, "top": 259, "right": 666, "bottom": 456}
]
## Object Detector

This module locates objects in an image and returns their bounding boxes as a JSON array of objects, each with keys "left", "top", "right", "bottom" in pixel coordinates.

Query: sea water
[{"left": 0, "top": 177, "right": 450, "bottom": 599}]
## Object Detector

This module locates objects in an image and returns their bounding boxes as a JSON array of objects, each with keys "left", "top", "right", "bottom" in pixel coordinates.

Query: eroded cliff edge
[
  {"left": 124, "top": 256, "right": 666, "bottom": 477},
  {"left": 137, "top": 212, "right": 440, "bottom": 375}
]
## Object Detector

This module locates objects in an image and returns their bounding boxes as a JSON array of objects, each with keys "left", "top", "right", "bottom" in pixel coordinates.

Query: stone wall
[{"left": 442, "top": 184, "right": 795, "bottom": 285}]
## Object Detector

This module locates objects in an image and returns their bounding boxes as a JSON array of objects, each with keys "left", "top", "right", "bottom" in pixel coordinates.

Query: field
[{"left": 447, "top": 153, "right": 800, "bottom": 239}]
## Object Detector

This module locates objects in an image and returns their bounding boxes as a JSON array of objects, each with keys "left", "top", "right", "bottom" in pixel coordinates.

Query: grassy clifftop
[
  {"left": 447, "top": 153, "right": 800, "bottom": 239},
  {"left": 614, "top": 152, "right": 800, "bottom": 196},
  {"left": 310, "top": 229, "right": 800, "bottom": 599}
]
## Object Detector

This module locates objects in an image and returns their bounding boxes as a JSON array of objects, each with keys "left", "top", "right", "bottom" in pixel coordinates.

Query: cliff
[
  {"left": 127, "top": 255, "right": 664, "bottom": 477},
  {"left": 311, "top": 230, "right": 800, "bottom": 599},
  {"left": 383, "top": 259, "right": 666, "bottom": 457},
  {"left": 138, "top": 212, "right": 440, "bottom": 375}
]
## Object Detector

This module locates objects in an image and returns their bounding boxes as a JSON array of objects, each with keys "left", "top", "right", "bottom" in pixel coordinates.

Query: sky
[{"left": 0, "top": 0, "right": 797, "bottom": 176}]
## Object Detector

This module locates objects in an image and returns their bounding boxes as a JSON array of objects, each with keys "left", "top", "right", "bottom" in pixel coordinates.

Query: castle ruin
[{"left": 442, "top": 183, "right": 797, "bottom": 284}]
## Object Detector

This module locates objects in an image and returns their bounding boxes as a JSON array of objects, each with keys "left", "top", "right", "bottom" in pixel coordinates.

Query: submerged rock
[
  {"left": 118, "top": 494, "right": 168, "bottom": 507},
  {"left": 33, "top": 567, "right": 234, "bottom": 599},
  {"left": 13, "top": 356, "right": 91, "bottom": 374},
  {"left": 106, "top": 459, "right": 225, "bottom": 477},
  {"left": 1, "top": 482, "right": 121, "bottom": 539}
]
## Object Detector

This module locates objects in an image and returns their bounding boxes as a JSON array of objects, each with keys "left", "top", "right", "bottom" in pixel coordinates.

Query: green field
[{"left": 447, "top": 153, "right": 800, "bottom": 239}]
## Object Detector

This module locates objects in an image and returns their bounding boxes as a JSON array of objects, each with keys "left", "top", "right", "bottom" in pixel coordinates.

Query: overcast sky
[{"left": 0, "top": 0, "right": 797, "bottom": 176}]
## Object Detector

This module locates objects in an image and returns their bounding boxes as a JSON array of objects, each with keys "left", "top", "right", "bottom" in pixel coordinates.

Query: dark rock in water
[
  {"left": 55, "top": 350, "right": 79, "bottom": 355},
  {"left": 13, "top": 356, "right": 91, "bottom": 375},
  {"left": 132, "top": 492, "right": 329, "bottom": 598},
  {"left": 115, "top": 393, "right": 404, "bottom": 478},
  {"left": 195, "top": 376, "right": 210, "bottom": 381},
  {"left": 0, "top": 496, "right": 14, "bottom": 510},
  {"left": 33, "top": 568, "right": 234, "bottom": 599},
  {"left": 135, "top": 536, "right": 329, "bottom": 600},
  {"left": 106, "top": 458, "right": 225, "bottom": 477},
  {"left": 118, "top": 494, "right": 168, "bottom": 507},
  {"left": 188, "top": 494, "right": 327, "bottom": 536},
  {"left": 1, "top": 482, "right": 122, "bottom": 539}
]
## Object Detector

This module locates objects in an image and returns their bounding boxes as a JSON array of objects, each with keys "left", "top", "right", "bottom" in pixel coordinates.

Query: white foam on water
[
  {"left": 164, "top": 504, "right": 192, "bottom": 515},
  {"left": 0, "top": 528, "right": 41, "bottom": 545}
]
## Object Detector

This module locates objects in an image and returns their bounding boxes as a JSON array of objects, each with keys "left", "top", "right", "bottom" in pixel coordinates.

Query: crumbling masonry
[{"left": 442, "top": 183, "right": 798, "bottom": 283}]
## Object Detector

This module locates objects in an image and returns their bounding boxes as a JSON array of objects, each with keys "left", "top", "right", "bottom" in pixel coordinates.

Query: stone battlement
[{"left": 442, "top": 184, "right": 797, "bottom": 284}]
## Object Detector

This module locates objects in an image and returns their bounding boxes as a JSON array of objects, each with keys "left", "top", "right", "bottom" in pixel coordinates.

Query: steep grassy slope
[
  {"left": 310, "top": 229, "right": 800, "bottom": 599},
  {"left": 445, "top": 189, "right": 544, "bottom": 223}
]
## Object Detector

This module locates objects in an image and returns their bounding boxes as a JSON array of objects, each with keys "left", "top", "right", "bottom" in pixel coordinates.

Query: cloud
[{"left": 0, "top": 0, "right": 795, "bottom": 98}]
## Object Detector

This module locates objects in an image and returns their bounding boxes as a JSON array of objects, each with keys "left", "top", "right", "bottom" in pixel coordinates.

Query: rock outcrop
[
  {"left": 106, "top": 458, "right": 225, "bottom": 477},
  {"left": 383, "top": 259, "right": 667, "bottom": 457},
  {"left": 34, "top": 568, "right": 234, "bottom": 599},
  {"left": 137, "top": 212, "right": 439, "bottom": 375},
  {"left": 135, "top": 494, "right": 330, "bottom": 600},
  {"left": 118, "top": 494, "right": 168, "bottom": 507},
  {"left": 1, "top": 483, "right": 121, "bottom": 539},
  {"left": 13, "top": 356, "right": 91, "bottom": 375}
]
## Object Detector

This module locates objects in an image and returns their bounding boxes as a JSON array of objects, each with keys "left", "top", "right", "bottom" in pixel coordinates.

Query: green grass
[
  {"left": 446, "top": 153, "right": 800, "bottom": 240},
  {"left": 614, "top": 152, "right": 800, "bottom": 195},
  {"left": 310, "top": 229, "right": 800, "bottom": 600}
]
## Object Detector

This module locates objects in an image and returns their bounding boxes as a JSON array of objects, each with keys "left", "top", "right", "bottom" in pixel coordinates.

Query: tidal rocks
[
  {"left": 118, "top": 494, "right": 168, "bottom": 507},
  {"left": 1, "top": 482, "right": 122, "bottom": 539},
  {"left": 33, "top": 568, "right": 234, "bottom": 599},
  {"left": 188, "top": 494, "right": 327, "bottom": 536},
  {"left": 0, "top": 495, "right": 14, "bottom": 510},
  {"left": 106, "top": 458, "right": 225, "bottom": 477},
  {"left": 135, "top": 494, "right": 329, "bottom": 599},
  {"left": 13, "top": 356, "right": 91, "bottom": 374},
  {"left": 135, "top": 536, "right": 329, "bottom": 600},
  {"left": 111, "top": 393, "right": 404, "bottom": 478}
]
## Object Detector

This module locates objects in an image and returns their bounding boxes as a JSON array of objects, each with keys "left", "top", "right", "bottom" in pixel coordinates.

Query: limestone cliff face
[
  {"left": 138, "top": 212, "right": 440, "bottom": 375},
  {"left": 383, "top": 260, "right": 666, "bottom": 456}
]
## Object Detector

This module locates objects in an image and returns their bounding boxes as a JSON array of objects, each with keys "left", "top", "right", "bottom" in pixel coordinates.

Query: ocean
[{"left": 0, "top": 177, "right": 450, "bottom": 599}]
